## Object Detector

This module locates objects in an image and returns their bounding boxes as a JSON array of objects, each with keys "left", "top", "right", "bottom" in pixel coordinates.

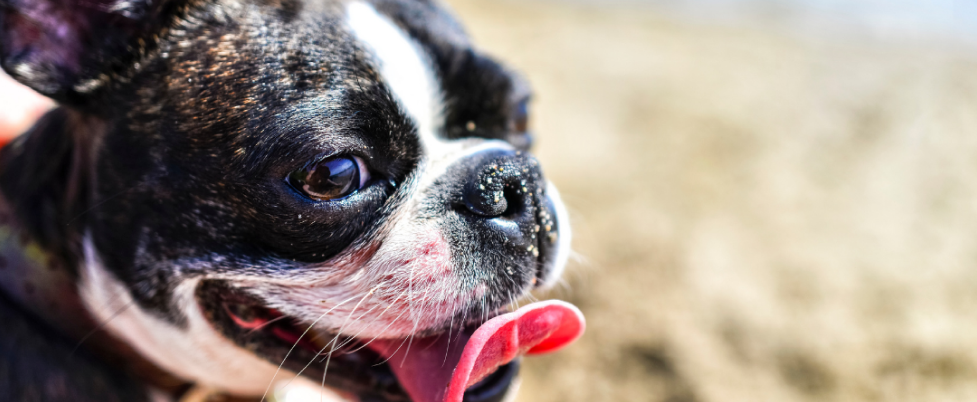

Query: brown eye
[
  {"left": 507, "top": 99, "right": 533, "bottom": 150},
  {"left": 512, "top": 99, "right": 530, "bottom": 134},
  {"left": 288, "top": 156, "right": 370, "bottom": 201}
]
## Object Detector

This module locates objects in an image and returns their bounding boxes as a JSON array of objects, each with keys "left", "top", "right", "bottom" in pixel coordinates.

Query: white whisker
[
  {"left": 281, "top": 286, "right": 380, "bottom": 391},
  {"left": 259, "top": 294, "right": 362, "bottom": 402}
]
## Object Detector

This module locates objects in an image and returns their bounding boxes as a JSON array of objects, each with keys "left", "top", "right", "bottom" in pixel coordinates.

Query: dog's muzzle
[{"left": 451, "top": 148, "right": 562, "bottom": 285}]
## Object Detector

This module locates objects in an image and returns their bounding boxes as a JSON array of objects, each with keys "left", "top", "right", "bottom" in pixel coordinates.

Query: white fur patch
[
  {"left": 241, "top": 217, "right": 469, "bottom": 340},
  {"left": 344, "top": 2, "right": 529, "bottom": 189},
  {"left": 346, "top": 2, "right": 445, "bottom": 156}
]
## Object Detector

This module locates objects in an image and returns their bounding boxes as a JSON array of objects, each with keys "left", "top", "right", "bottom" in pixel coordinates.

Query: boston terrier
[{"left": 0, "top": 0, "right": 584, "bottom": 401}]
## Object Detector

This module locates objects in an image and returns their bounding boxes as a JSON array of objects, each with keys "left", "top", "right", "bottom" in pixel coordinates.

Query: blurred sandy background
[
  {"left": 5, "top": 0, "right": 977, "bottom": 401},
  {"left": 440, "top": 1, "right": 977, "bottom": 401}
]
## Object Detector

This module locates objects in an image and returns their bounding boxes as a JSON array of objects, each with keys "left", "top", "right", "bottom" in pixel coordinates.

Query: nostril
[
  {"left": 463, "top": 176, "right": 531, "bottom": 219},
  {"left": 500, "top": 187, "right": 525, "bottom": 219}
]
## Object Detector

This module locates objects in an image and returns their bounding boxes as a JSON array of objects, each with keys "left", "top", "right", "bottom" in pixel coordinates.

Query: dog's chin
[{"left": 196, "top": 281, "right": 522, "bottom": 402}]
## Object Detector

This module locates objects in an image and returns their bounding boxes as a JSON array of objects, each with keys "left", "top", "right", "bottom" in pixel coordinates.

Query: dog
[{"left": 0, "top": 0, "right": 583, "bottom": 401}]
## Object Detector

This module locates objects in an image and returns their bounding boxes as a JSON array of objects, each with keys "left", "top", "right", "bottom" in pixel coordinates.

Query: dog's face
[{"left": 1, "top": 0, "right": 570, "bottom": 400}]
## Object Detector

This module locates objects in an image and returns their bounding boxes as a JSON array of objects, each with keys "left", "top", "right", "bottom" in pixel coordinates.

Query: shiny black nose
[
  {"left": 454, "top": 149, "right": 545, "bottom": 248},
  {"left": 462, "top": 153, "right": 535, "bottom": 218}
]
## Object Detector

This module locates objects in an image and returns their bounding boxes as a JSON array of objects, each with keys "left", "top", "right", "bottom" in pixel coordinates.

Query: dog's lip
[{"left": 197, "top": 282, "right": 408, "bottom": 401}]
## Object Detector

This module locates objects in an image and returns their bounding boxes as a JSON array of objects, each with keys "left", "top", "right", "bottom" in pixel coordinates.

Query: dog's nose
[
  {"left": 456, "top": 148, "right": 544, "bottom": 248},
  {"left": 461, "top": 150, "right": 537, "bottom": 217}
]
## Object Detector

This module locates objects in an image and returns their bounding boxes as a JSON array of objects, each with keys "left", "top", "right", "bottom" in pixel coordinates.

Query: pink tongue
[{"left": 367, "top": 300, "right": 584, "bottom": 402}]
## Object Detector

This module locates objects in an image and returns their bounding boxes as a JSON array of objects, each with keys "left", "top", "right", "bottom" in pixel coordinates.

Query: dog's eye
[
  {"left": 507, "top": 98, "right": 533, "bottom": 150},
  {"left": 512, "top": 99, "right": 530, "bottom": 134},
  {"left": 288, "top": 155, "right": 370, "bottom": 201}
]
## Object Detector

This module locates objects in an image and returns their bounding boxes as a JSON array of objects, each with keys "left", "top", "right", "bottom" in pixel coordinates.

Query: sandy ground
[
  {"left": 442, "top": 1, "right": 977, "bottom": 401},
  {"left": 5, "top": 1, "right": 977, "bottom": 401}
]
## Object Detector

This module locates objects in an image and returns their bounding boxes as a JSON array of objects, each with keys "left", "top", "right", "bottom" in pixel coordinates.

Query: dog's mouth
[{"left": 197, "top": 282, "right": 584, "bottom": 402}]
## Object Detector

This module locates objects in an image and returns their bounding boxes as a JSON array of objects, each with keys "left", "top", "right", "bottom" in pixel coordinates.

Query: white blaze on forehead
[{"left": 346, "top": 2, "right": 444, "bottom": 153}]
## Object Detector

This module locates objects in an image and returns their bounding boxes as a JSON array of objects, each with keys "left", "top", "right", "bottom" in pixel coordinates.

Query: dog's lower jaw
[{"left": 78, "top": 235, "right": 351, "bottom": 401}]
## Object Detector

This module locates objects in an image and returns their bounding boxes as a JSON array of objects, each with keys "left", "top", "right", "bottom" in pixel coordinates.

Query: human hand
[{"left": 0, "top": 72, "right": 53, "bottom": 146}]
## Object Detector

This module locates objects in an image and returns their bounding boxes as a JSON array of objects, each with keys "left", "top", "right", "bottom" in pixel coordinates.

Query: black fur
[
  {"left": 0, "top": 291, "right": 150, "bottom": 402},
  {"left": 0, "top": 109, "right": 87, "bottom": 272},
  {"left": 0, "top": 0, "right": 551, "bottom": 400}
]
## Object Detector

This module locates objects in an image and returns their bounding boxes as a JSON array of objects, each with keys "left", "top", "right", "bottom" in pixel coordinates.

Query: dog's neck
[
  {"left": 0, "top": 193, "right": 92, "bottom": 339},
  {"left": 0, "top": 108, "right": 99, "bottom": 342},
  {"left": 0, "top": 190, "right": 208, "bottom": 400},
  {"left": 0, "top": 111, "right": 208, "bottom": 401}
]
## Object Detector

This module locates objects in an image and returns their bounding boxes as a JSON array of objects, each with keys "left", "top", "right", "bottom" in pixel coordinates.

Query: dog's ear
[{"left": 0, "top": 0, "right": 184, "bottom": 104}]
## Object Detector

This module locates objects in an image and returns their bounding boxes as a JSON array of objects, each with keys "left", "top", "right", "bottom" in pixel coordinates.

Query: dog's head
[{"left": 1, "top": 0, "right": 575, "bottom": 400}]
